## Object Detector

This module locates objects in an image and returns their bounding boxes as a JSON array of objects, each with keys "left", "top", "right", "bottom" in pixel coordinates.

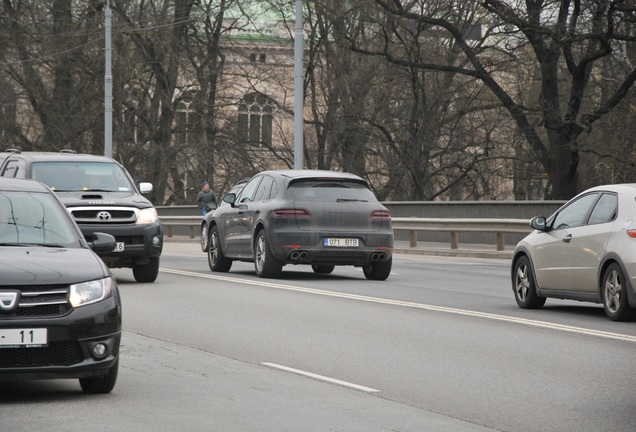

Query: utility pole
[
  {"left": 104, "top": 0, "right": 113, "bottom": 157},
  {"left": 293, "top": 0, "right": 303, "bottom": 169}
]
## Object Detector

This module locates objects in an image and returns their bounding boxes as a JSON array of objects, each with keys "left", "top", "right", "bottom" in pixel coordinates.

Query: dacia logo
[{"left": 0, "top": 291, "right": 19, "bottom": 312}]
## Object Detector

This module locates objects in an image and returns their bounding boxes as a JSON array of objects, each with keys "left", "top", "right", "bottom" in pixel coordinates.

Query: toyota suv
[{"left": 0, "top": 150, "right": 163, "bottom": 282}]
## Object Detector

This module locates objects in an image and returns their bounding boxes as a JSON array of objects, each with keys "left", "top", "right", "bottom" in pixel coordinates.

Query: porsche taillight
[
  {"left": 272, "top": 208, "right": 312, "bottom": 219},
  {"left": 370, "top": 210, "right": 391, "bottom": 221}
]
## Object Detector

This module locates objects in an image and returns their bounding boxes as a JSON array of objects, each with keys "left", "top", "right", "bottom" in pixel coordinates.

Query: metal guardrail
[{"left": 159, "top": 216, "right": 533, "bottom": 251}]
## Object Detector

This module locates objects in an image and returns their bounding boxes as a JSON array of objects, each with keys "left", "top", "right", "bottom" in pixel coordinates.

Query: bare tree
[
  {"left": 366, "top": 0, "right": 636, "bottom": 199},
  {"left": 0, "top": 0, "right": 105, "bottom": 151}
]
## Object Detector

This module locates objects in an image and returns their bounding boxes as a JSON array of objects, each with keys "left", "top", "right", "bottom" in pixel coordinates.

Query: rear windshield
[
  {"left": 288, "top": 179, "right": 377, "bottom": 202},
  {"left": 32, "top": 162, "right": 135, "bottom": 192}
]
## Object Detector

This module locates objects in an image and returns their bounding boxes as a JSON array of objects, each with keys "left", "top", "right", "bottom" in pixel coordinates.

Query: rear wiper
[{"left": 336, "top": 198, "right": 368, "bottom": 202}]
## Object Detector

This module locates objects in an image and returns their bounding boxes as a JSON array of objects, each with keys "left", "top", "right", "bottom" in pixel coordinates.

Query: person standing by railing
[{"left": 196, "top": 181, "right": 217, "bottom": 216}]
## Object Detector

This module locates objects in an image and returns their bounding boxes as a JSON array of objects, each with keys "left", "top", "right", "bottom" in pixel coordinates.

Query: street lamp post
[
  {"left": 104, "top": 0, "right": 113, "bottom": 158},
  {"left": 293, "top": 0, "right": 303, "bottom": 169}
]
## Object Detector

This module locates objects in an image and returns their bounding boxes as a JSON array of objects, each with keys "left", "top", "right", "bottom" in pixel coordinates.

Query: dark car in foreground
[
  {"left": 512, "top": 183, "right": 636, "bottom": 321},
  {"left": 0, "top": 178, "right": 122, "bottom": 393},
  {"left": 205, "top": 170, "right": 394, "bottom": 280}
]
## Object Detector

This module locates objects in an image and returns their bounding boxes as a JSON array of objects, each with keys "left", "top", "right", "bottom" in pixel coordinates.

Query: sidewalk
[{"left": 162, "top": 235, "right": 513, "bottom": 260}]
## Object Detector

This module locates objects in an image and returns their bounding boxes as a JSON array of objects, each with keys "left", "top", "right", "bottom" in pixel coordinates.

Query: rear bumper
[{"left": 270, "top": 231, "right": 393, "bottom": 266}]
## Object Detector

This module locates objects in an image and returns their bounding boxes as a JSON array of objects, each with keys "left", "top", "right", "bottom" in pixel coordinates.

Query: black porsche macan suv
[{"left": 0, "top": 178, "right": 122, "bottom": 393}]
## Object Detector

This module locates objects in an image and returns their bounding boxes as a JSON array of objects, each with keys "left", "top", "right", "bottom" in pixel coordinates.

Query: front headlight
[
  {"left": 69, "top": 277, "right": 114, "bottom": 307},
  {"left": 137, "top": 207, "right": 158, "bottom": 224}
]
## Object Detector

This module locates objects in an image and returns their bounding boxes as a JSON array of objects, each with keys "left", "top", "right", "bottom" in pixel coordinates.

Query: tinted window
[
  {"left": 1, "top": 160, "right": 26, "bottom": 178},
  {"left": 253, "top": 175, "right": 274, "bottom": 201},
  {"left": 288, "top": 179, "right": 377, "bottom": 202},
  {"left": 552, "top": 193, "right": 599, "bottom": 229},
  {"left": 0, "top": 191, "right": 78, "bottom": 246},
  {"left": 588, "top": 193, "right": 617, "bottom": 225},
  {"left": 237, "top": 176, "right": 262, "bottom": 203}
]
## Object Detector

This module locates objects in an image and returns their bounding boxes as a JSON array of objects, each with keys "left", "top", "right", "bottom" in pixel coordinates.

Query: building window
[
  {"left": 249, "top": 53, "right": 267, "bottom": 63},
  {"left": 175, "top": 95, "right": 197, "bottom": 145},
  {"left": 238, "top": 93, "right": 273, "bottom": 147}
]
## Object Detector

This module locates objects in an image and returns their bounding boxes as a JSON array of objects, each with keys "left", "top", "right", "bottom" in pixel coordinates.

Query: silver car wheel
[
  {"left": 515, "top": 263, "right": 530, "bottom": 302},
  {"left": 604, "top": 268, "right": 622, "bottom": 314},
  {"left": 512, "top": 255, "right": 546, "bottom": 309},
  {"left": 201, "top": 223, "right": 208, "bottom": 252},
  {"left": 207, "top": 225, "right": 232, "bottom": 272},
  {"left": 255, "top": 235, "right": 266, "bottom": 272}
]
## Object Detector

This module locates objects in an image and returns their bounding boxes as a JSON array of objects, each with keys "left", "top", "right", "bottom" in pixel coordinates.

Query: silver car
[
  {"left": 511, "top": 184, "right": 636, "bottom": 321},
  {"left": 206, "top": 170, "right": 394, "bottom": 280}
]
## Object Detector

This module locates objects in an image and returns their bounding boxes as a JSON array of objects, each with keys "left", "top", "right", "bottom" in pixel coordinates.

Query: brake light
[
  {"left": 370, "top": 210, "right": 391, "bottom": 221},
  {"left": 627, "top": 230, "right": 636, "bottom": 238},
  {"left": 272, "top": 208, "right": 312, "bottom": 219}
]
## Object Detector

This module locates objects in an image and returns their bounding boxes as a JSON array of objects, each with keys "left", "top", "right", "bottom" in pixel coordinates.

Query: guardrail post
[
  {"left": 496, "top": 232, "right": 505, "bottom": 251},
  {"left": 166, "top": 226, "right": 173, "bottom": 238},
  {"left": 409, "top": 230, "right": 417, "bottom": 247},
  {"left": 189, "top": 226, "right": 195, "bottom": 239},
  {"left": 450, "top": 231, "right": 458, "bottom": 249}
]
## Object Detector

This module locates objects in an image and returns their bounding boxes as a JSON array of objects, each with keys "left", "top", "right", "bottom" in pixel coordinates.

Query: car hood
[
  {"left": 53, "top": 190, "right": 153, "bottom": 208},
  {"left": 0, "top": 247, "right": 110, "bottom": 285}
]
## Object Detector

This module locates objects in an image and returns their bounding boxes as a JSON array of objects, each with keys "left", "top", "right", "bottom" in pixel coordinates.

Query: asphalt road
[{"left": 4, "top": 244, "right": 636, "bottom": 432}]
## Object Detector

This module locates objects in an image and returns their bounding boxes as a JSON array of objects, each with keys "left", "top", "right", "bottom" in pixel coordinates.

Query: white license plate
[
  {"left": 0, "top": 328, "right": 47, "bottom": 348},
  {"left": 324, "top": 238, "right": 359, "bottom": 247},
  {"left": 113, "top": 242, "right": 125, "bottom": 252}
]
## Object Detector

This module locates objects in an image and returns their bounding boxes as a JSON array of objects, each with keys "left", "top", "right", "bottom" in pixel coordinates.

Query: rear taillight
[
  {"left": 627, "top": 230, "right": 636, "bottom": 238},
  {"left": 370, "top": 210, "right": 391, "bottom": 221},
  {"left": 272, "top": 208, "right": 312, "bottom": 218}
]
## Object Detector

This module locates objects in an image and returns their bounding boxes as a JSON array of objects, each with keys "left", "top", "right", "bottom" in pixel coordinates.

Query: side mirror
[
  {"left": 530, "top": 216, "right": 548, "bottom": 231},
  {"left": 223, "top": 192, "right": 237, "bottom": 206},
  {"left": 90, "top": 232, "right": 117, "bottom": 253},
  {"left": 139, "top": 182, "right": 153, "bottom": 194}
]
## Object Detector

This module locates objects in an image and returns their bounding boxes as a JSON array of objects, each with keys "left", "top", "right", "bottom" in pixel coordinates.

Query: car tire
[
  {"left": 79, "top": 358, "right": 119, "bottom": 394},
  {"left": 363, "top": 257, "right": 392, "bottom": 281},
  {"left": 133, "top": 256, "right": 160, "bottom": 283},
  {"left": 312, "top": 264, "right": 335, "bottom": 274},
  {"left": 201, "top": 222, "right": 209, "bottom": 252},
  {"left": 512, "top": 255, "right": 546, "bottom": 309},
  {"left": 602, "top": 263, "right": 635, "bottom": 321},
  {"left": 254, "top": 230, "right": 282, "bottom": 278},
  {"left": 208, "top": 225, "right": 232, "bottom": 272}
]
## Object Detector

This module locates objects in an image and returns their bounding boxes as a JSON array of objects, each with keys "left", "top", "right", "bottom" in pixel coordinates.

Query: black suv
[
  {"left": 0, "top": 151, "right": 163, "bottom": 282},
  {"left": 0, "top": 177, "right": 121, "bottom": 393}
]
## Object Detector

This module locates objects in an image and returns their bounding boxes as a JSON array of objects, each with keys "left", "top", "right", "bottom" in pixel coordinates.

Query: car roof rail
[
  {"left": 59, "top": 149, "right": 77, "bottom": 154},
  {"left": 4, "top": 148, "right": 21, "bottom": 153}
]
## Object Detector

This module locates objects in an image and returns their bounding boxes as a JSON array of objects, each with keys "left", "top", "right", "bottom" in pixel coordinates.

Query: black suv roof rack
[{"left": 59, "top": 149, "right": 77, "bottom": 154}]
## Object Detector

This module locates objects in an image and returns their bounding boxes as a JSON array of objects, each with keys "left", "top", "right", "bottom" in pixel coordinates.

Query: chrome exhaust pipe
[
  {"left": 289, "top": 251, "right": 300, "bottom": 260},
  {"left": 299, "top": 251, "right": 308, "bottom": 260},
  {"left": 371, "top": 253, "right": 379, "bottom": 261},
  {"left": 377, "top": 252, "right": 387, "bottom": 261}
]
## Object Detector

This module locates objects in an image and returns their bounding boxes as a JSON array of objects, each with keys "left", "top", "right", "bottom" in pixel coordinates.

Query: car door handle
[{"left": 562, "top": 234, "right": 572, "bottom": 243}]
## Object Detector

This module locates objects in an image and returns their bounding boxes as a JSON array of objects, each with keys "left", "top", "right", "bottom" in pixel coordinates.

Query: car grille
[
  {"left": 0, "top": 341, "right": 84, "bottom": 367},
  {"left": 69, "top": 206, "right": 138, "bottom": 224},
  {"left": 0, "top": 285, "right": 71, "bottom": 318}
]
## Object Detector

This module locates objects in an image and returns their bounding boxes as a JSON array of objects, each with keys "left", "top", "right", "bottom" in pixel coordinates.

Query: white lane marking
[
  {"left": 160, "top": 268, "right": 636, "bottom": 344},
  {"left": 262, "top": 362, "right": 380, "bottom": 393}
]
